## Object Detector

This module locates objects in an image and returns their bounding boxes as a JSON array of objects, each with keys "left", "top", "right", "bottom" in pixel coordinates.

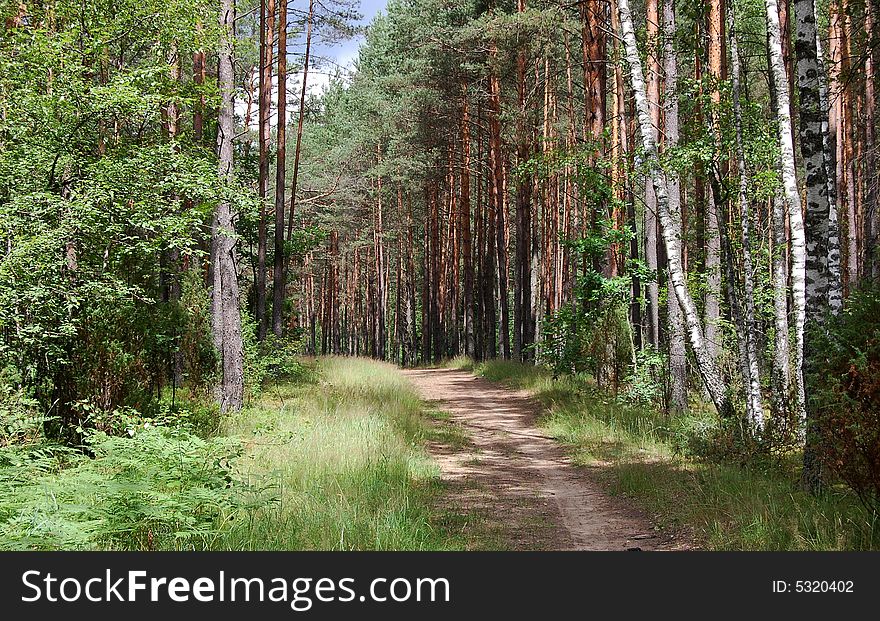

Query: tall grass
[
  {"left": 215, "top": 357, "right": 464, "bottom": 550},
  {"left": 466, "top": 359, "right": 880, "bottom": 550}
]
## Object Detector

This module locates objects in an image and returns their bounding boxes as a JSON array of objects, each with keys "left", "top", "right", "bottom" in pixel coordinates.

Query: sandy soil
[{"left": 401, "top": 368, "right": 685, "bottom": 551}]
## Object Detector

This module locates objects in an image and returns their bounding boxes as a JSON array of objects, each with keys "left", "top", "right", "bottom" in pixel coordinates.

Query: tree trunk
[
  {"left": 644, "top": 0, "right": 661, "bottom": 347},
  {"left": 841, "top": 1, "right": 858, "bottom": 289},
  {"left": 814, "top": 6, "right": 843, "bottom": 311},
  {"left": 705, "top": 0, "right": 724, "bottom": 367},
  {"left": 617, "top": 0, "right": 730, "bottom": 417},
  {"left": 728, "top": 4, "right": 765, "bottom": 430},
  {"left": 257, "top": 0, "right": 274, "bottom": 341},
  {"left": 489, "top": 63, "right": 509, "bottom": 360},
  {"left": 663, "top": 0, "right": 687, "bottom": 414},
  {"left": 212, "top": 0, "right": 244, "bottom": 412},
  {"left": 375, "top": 145, "right": 387, "bottom": 360},
  {"left": 764, "top": 0, "right": 808, "bottom": 433},
  {"left": 287, "top": 0, "right": 314, "bottom": 242},
  {"left": 514, "top": 0, "right": 531, "bottom": 363},
  {"left": 795, "top": 0, "right": 839, "bottom": 490},
  {"left": 863, "top": 0, "right": 878, "bottom": 276},
  {"left": 272, "top": 0, "right": 288, "bottom": 337},
  {"left": 461, "top": 85, "right": 476, "bottom": 359}
]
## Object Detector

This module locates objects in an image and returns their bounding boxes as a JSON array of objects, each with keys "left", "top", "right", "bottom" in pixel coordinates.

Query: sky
[
  {"left": 240, "top": 0, "right": 388, "bottom": 128},
  {"left": 291, "top": 0, "right": 389, "bottom": 95}
]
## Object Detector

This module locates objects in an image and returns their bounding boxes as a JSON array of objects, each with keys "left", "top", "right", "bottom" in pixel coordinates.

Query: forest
[{"left": 1, "top": 0, "right": 880, "bottom": 551}]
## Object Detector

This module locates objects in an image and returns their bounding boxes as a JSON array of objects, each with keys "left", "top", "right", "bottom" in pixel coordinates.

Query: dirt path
[{"left": 402, "top": 368, "right": 683, "bottom": 551}]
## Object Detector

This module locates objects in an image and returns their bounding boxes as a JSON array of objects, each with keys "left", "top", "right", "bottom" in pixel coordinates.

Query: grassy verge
[
  {"left": 215, "top": 357, "right": 475, "bottom": 550},
  {"left": 453, "top": 358, "right": 879, "bottom": 550}
]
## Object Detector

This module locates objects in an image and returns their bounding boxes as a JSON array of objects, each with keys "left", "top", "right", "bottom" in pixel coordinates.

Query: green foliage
[
  {"left": 242, "top": 314, "right": 315, "bottom": 394},
  {"left": 0, "top": 425, "right": 241, "bottom": 550},
  {"left": 0, "top": 382, "right": 44, "bottom": 447},
  {"left": 217, "top": 357, "right": 470, "bottom": 550},
  {"left": 808, "top": 285, "right": 880, "bottom": 512},
  {"left": 475, "top": 361, "right": 880, "bottom": 550},
  {"left": 527, "top": 146, "right": 636, "bottom": 391},
  {"left": 0, "top": 1, "right": 230, "bottom": 439},
  {"left": 623, "top": 345, "right": 667, "bottom": 407}
]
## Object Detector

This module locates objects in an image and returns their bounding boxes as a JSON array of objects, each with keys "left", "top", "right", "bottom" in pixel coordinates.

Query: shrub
[
  {"left": 808, "top": 284, "right": 880, "bottom": 511},
  {"left": 244, "top": 329, "right": 314, "bottom": 392},
  {"left": 0, "top": 381, "right": 44, "bottom": 447},
  {"left": 0, "top": 425, "right": 242, "bottom": 550}
]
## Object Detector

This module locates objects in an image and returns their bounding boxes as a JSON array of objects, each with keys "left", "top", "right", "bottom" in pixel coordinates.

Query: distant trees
[{"left": 275, "top": 0, "right": 878, "bottom": 489}]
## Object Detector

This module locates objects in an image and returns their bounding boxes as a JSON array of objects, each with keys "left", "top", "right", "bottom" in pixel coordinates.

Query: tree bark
[
  {"left": 728, "top": 4, "right": 765, "bottom": 430},
  {"left": 212, "top": 0, "right": 244, "bottom": 412},
  {"left": 272, "top": 0, "right": 288, "bottom": 337},
  {"left": 814, "top": 7, "right": 843, "bottom": 311},
  {"left": 257, "top": 0, "right": 274, "bottom": 341},
  {"left": 489, "top": 62, "right": 510, "bottom": 360},
  {"left": 461, "top": 85, "right": 476, "bottom": 360},
  {"left": 704, "top": 0, "right": 724, "bottom": 367},
  {"left": 863, "top": 0, "right": 878, "bottom": 276},
  {"left": 663, "top": 0, "right": 687, "bottom": 414},
  {"left": 764, "top": 0, "right": 808, "bottom": 432},
  {"left": 514, "top": 0, "right": 531, "bottom": 363},
  {"left": 617, "top": 0, "right": 730, "bottom": 417},
  {"left": 644, "top": 0, "right": 661, "bottom": 347},
  {"left": 287, "top": 0, "right": 314, "bottom": 242}
]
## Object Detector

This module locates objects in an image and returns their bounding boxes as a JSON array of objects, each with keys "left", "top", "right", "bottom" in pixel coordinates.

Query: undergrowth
[
  {"left": 458, "top": 358, "right": 880, "bottom": 550},
  {"left": 213, "top": 356, "right": 468, "bottom": 550}
]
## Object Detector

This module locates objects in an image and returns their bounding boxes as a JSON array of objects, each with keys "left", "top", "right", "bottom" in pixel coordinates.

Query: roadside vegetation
[
  {"left": 216, "top": 357, "right": 469, "bottom": 550},
  {"left": 447, "top": 357, "right": 880, "bottom": 551},
  {"left": 0, "top": 357, "right": 476, "bottom": 551}
]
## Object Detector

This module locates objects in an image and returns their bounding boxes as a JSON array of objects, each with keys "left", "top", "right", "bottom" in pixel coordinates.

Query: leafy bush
[
  {"left": 244, "top": 329, "right": 314, "bottom": 392},
  {"left": 668, "top": 413, "right": 765, "bottom": 465},
  {"left": 808, "top": 285, "right": 880, "bottom": 511},
  {"left": 0, "top": 425, "right": 242, "bottom": 550},
  {"left": 0, "top": 381, "right": 44, "bottom": 447},
  {"left": 622, "top": 345, "right": 667, "bottom": 407}
]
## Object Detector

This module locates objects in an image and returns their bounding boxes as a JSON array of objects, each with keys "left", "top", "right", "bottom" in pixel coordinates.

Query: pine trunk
[{"left": 211, "top": 0, "right": 244, "bottom": 412}]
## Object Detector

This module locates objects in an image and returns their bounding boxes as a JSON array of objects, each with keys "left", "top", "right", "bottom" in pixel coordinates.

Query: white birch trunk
[
  {"left": 814, "top": 7, "right": 842, "bottom": 311},
  {"left": 727, "top": 6, "right": 765, "bottom": 430},
  {"left": 764, "top": 0, "right": 808, "bottom": 431},
  {"left": 663, "top": 0, "right": 687, "bottom": 413},
  {"left": 616, "top": 0, "right": 729, "bottom": 416}
]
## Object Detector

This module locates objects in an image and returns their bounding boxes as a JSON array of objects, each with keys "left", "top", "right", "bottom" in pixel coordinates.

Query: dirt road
[{"left": 401, "top": 368, "right": 682, "bottom": 551}]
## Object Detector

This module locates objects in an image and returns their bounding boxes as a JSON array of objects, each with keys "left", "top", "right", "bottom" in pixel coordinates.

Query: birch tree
[
  {"left": 662, "top": 0, "right": 687, "bottom": 413},
  {"left": 616, "top": 0, "right": 730, "bottom": 417},
  {"left": 763, "top": 0, "right": 808, "bottom": 430},
  {"left": 727, "top": 4, "right": 765, "bottom": 430}
]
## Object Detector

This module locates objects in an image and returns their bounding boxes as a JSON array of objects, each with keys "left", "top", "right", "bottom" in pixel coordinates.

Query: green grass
[
  {"left": 465, "top": 359, "right": 880, "bottom": 550},
  {"left": 214, "top": 357, "right": 474, "bottom": 550}
]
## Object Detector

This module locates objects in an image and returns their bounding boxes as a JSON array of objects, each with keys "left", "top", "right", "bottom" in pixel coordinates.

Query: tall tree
[
  {"left": 513, "top": 0, "right": 532, "bottom": 363},
  {"left": 644, "top": 0, "right": 661, "bottom": 347},
  {"left": 212, "top": 0, "right": 244, "bottom": 411},
  {"left": 727, "top": 3, "right": 765, "bottom": 430},
  {"left": 663, "top": 0, "right": 687, "bottom": 413},
  {"left": 272, "top": 0, "right": 289, "bottom": 337},
  {"left": 616, "top": 0, "right": 730, "bottom": 417},
  {"left": 764, "top": 0, "right": 808, "bottom": 432},
  {"left": 257, "top": 0, "right": 275, "bottom": 340},
  {"left": 287, "top": 0, "right": 314, "bottom": 241},
  {"left": 794, "top": 0, "right": 838, "bottom": 489},
  {"left": 704, "top": 0, "right": 724, "bottom": 366}
]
